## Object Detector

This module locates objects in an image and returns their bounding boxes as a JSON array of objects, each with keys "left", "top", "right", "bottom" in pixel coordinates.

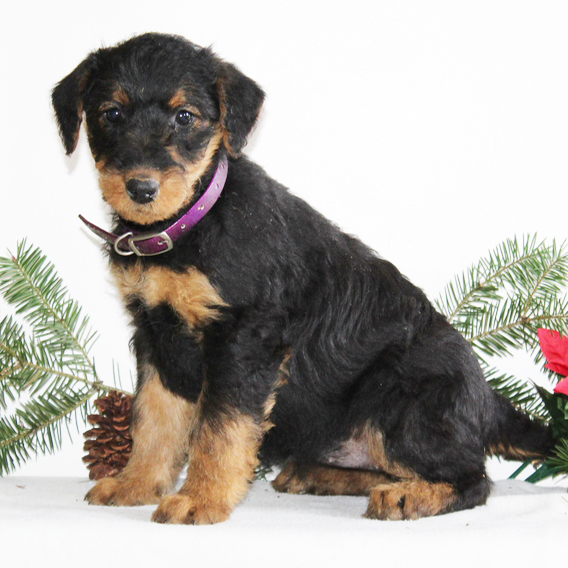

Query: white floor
[{"left": 1, "top": 476, "right": 566, "bottom": 568}]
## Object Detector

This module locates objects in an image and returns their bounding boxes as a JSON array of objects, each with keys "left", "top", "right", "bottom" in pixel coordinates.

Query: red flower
[
  {"left": 537, "top": 328, "right": 568, "bottom": 395},
  {"left": 556, "top": 378, "right": 568, "bottom": 396}
]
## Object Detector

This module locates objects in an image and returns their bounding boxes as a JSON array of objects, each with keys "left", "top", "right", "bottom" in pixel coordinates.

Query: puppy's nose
[{"left": 126, "top": 179, "right": 159, "bottom": 204}]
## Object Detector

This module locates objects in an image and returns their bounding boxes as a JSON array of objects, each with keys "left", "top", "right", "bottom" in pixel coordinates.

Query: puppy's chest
[{"left": 111, "top": 261, "right": 226, "bottom": 329}]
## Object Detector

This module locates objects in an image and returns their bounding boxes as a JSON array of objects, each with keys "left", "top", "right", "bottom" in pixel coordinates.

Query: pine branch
[
  {"left": 0, "top": 385, "right": 98, "bottom": 476},
  {"left": 436, "top": 235, "right": 568, "bottom": 483},
  {"left": 437, "top": 235, "right": 545, "bottom": 322},
  {"left": 0, "top": 241, "right": 131, "bottom": 476},
  {"left": 0, "top": 241, "right": 98, "bottom": 376},
  {"left": 436, "top": 236, "right": 568, "bottom": 405}
]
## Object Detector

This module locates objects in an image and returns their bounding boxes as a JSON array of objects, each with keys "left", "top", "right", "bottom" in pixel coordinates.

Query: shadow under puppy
[{"left": 52, "top": 33, "right": 554, "bottom": 525}]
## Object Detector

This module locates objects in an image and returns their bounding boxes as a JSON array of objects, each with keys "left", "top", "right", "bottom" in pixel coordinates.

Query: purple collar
[{"left": 80, "top": 156, "right": 228, "bottom": 256}]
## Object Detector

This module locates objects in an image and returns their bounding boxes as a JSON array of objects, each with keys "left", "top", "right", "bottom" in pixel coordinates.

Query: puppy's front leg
[
  {"left": 152, "top": 317, "right": 283, "bottom": 525},
  {"left": 86, "top": 365, "right": 195, "bottom": 506},
  {"left": 152, "top": 409, "right": 263, "bottom": 525}
]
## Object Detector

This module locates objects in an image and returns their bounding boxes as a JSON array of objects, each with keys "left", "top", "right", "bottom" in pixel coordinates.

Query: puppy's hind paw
[{"left": 365, "top": 481, "right": 455, "bottom": 521}]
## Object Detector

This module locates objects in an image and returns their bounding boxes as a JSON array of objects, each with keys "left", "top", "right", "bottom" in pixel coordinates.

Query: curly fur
[{"left": 52, "top": 33, "right": 554, "bottom": 524}]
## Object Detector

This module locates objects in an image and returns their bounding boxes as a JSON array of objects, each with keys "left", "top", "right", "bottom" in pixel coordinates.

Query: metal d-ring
[{"left": 113, "top": 232, "right": 135, "bottom": 256}]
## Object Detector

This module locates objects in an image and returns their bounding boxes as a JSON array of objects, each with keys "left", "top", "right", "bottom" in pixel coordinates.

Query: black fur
[{"left": 53, "top": 33, "right": 554, "bottom": 520}]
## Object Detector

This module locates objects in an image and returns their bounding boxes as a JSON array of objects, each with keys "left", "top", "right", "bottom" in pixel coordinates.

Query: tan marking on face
[
  {"left": 96, "top": 130, "right": 223, "bottom": 225},
  {"left": 124, "top": 169, "right": 160, "bottom": 184},
  {"left": 168, "top": 89, "right": 187, "bottom": 109},
  {"left": 216, "top": 80, "right": 234, "bottom": 157},
  {"left": 112, "top": 88, "right": 130, "bottom": 107},
  {"left": 97, "top": 90, "right": 129, "bottom": 128},
  {"left": 111, "top": 262, "right": 226, "bottom": 329},
  {"left": 167, "top": 90, "right": 201, "bottom": 117},
  {"left": 166, "top": 146, "right": 189, "bottom": 167},
  {"left": 85, "top": 368, "right": 195, "bottom": 506}
]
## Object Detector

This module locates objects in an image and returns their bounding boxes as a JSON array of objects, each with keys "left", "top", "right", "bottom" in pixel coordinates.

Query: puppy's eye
[
  {"left": 175, "top": 109, "right": 194, "bottom": 126},
  {"left": 104, "top": 107, "right": 123, "bottom": 123}
]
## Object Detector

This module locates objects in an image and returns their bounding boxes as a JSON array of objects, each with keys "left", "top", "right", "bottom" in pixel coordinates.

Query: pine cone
[{"left": 83, "top": 390, "right": 133, "bottom": 480}]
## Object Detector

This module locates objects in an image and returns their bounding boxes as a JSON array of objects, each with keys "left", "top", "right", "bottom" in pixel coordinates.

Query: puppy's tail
[{"left": 486, "top": 391, "right": 555, "bottom": 461}]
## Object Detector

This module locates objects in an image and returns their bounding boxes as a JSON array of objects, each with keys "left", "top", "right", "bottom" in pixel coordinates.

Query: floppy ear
[
  {"left": 52, "top": 56, "right": 94, "bottom": 155},
  {"left": 216, "top": 62, "right": 265, "bottom": 156}
]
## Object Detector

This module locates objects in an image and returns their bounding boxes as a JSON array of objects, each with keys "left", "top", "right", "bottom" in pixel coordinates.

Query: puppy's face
[
  {"left": 85, "top": 65, "right": 223, "bottom": 226},
  {"left": 53, "top": 34, "right": 264, "bottom": 225}
]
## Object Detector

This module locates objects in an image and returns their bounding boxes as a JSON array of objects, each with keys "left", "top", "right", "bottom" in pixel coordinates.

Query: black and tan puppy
[{"left": 52, "top": 33, "right": 553, "bottom": 524}]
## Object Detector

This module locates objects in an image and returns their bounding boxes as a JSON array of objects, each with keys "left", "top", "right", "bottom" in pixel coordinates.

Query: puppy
[{"left": 52, "top": 33, "right": 554, "bottom": 524}]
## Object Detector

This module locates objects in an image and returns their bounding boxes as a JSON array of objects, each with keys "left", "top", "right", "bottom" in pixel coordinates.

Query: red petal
[
  {"left": 545, "top": 361, "right": 568, "bottom": 376},
  {"left": 554, "top": 377, "right": 568, "bottom": 396},
  {"left": 537, "top": 328, "right": 568, "bottom": 376}
]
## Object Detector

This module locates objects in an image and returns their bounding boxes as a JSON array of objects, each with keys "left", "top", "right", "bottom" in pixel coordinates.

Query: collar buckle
[
  {"left": 114, "top": 231, "right": 174, "bottom": 257},
  {"left": 81, "top": 155, "right": 228, "bottom": 257}
]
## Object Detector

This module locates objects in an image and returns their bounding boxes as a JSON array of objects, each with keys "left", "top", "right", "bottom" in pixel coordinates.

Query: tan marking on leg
[
  {"left": 152, "top": 412, "right": 262, "bottom": 525},
  {"left": 350, "top": 424, "right": 458, "bottom": 519},
  {"left": 365, "top": 480, "right": 456, "bottom": 520},
  {"left": 86, "top": 369, "right": 195, "bottom": 506},
  {"left": 362, "top": 423, "right": 417, "bottom": 479},
  {"left": 277, "top": 350, "right": 291, "bottom": 383},
  {"left": 273, "top": 462, "right": 392, "bottom": 496},
  {"left": 326, "top": 423, "right": 418, "bottom": 477},
  {"left": 261, "top": 351, "right": 290, "bottom": 432}
]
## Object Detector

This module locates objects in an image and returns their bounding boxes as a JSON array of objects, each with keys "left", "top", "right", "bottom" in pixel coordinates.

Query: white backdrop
[{"left": 1, "top": 0, "right": 567, "bottom": 479}]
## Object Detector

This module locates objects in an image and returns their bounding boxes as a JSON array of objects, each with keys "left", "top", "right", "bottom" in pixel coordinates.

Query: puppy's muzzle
[{"left": 126, "top": 178, "right": 159, "bottom": 204}]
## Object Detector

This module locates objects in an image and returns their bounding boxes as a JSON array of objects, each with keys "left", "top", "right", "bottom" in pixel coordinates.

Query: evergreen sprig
[
  {"left": 436, "top": 235, "right": 568, "bottom": 418},
  {"left": 435, "top": 235, "right": 568, "bottom": 479},
  {"left": 0, "top": 241, "right": 129, "bottom": 476}
]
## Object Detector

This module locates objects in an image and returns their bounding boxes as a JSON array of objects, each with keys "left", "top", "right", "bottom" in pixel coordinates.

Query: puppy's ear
[
  {"left": 52, "top": 56, "right": 94, "bottom": 155},
  {"left": 216, "top": 62, "right": 265, "bottom": 156}
]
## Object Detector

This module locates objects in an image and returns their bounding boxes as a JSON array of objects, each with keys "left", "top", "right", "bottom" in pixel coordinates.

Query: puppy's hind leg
[
  {"left": 86, "top": 366, "right": 195, "bottom": 506},
  {"left": 273, "top": 461, "right": 392, "bottom": 496},
  {"left": 358, "top": 422, "right": 492, "bottom": 520},
  {"left": 349, "top": 335, "right": 494, "bottom": 521}
]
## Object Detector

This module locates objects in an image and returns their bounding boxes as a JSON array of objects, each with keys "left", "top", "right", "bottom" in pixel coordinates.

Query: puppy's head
[{"left": 52, "top": 33, "right": 264, "bottom": 225}]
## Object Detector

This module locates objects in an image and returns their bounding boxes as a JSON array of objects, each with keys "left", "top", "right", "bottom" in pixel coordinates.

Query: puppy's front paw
[
  {"left": 151, "top": 494, "right": 230, "bottom": 525},
  {"left": 85, "top": 475, "right": 163, "bottom": 506}
]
